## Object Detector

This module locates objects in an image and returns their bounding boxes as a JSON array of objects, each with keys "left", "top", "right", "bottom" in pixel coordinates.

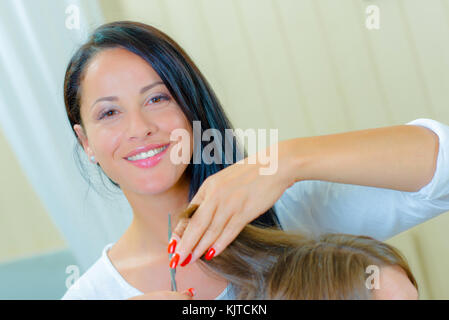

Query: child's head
[
  {"left": 264, "top": 233, "right": 418, "bottom": 299},
  {"left": 199, "top": 224, "right": 418, "bottom": 300},
  {"left": 372, "top": 264, "right": 418, "bottom": 299}
]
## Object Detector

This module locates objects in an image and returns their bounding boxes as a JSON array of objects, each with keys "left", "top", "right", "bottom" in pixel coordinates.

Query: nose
[{"left": 126, "top": 108, "right": 157, "bottom": 140}]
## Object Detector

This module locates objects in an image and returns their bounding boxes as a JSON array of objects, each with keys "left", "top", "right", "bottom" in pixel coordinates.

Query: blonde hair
[{"left": 182, "top": 204, "right": 418, "bottom": 299}]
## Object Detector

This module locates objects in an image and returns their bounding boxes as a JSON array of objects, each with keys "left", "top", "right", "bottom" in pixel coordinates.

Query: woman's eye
[
  {"left": 146, "top": 94, "right": 169, "bottom": 105},
  {"left": 98, "top": 95, "right": 169, "bottom": 120},
  {"left": 99, "top": 109, "right": 117, "bottom": 120}
]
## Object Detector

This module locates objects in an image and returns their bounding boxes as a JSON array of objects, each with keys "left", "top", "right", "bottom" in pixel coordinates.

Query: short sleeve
[
  {"left": 273, "top": 118, "right": 449, "bottom": 241},
  {"left": 405, "top": 118, "right": 449, "bottom": 202}
]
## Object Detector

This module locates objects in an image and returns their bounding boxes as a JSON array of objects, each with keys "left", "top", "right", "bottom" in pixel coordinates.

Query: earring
[{"left": 90, "top": 155, "right": 96, "bottom": 163}]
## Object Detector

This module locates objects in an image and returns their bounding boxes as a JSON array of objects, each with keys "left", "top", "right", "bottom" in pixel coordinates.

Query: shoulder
[
  {"left": 61, "top": 254, "right": 106, "bottom": 299},
  {"left": 61, "top": 243, "right": 133, "bottom": 300}
]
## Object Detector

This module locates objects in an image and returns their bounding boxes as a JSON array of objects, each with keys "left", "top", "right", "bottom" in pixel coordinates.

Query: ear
[{"left": 74, "top": 124, "right": 91, "bottom": 156}]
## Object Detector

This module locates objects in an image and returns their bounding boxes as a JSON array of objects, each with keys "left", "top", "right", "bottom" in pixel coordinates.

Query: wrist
[{"left": 277, "top": 138, "right": 307, "bottom": 187}]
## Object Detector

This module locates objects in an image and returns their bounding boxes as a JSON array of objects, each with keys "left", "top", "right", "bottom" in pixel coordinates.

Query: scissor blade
[{"left": 168, "top": 213, "right": 177, "bottom": 291}]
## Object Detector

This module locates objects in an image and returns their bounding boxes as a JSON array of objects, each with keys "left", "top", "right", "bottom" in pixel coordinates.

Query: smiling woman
[
  {"left": 64, "top": 22, "right": 264, "bottom": 208},
  {"left": 72, "top": 47, "right": 193, "bottom": 196},
  {"left": 61, "top": 20, "right": 449, "bottom": 300},
  {"left": 62, "top": 21, "right": 280, "bottom": 300}
]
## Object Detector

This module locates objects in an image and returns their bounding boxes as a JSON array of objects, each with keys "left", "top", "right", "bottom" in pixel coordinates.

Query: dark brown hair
[
  {"left": 64, "top": 21, "right": 417, "bottom": 300},
  {"left": 63, "top": 20, "right": 280, "bottom": 228}
]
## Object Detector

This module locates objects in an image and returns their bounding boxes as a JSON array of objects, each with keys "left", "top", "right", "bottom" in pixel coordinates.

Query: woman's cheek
[
  {"left": 160, "top": 109, "right": 186, "bottom": 129},
  {"left": 101, "top": 129, "right": 121, "bottom": 152}
]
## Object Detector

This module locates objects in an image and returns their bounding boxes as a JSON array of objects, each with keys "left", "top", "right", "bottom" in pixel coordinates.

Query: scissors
[
  {"left": 168, "top": 213, "right": 177, "bottom": 291},
  {"left": 168, "top": 204, "right": 199, "bottom": 291}
]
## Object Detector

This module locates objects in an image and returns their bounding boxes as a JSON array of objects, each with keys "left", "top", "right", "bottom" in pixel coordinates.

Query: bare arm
[{"left": 281, "top": 124, "right": 439, "bottom": 192}]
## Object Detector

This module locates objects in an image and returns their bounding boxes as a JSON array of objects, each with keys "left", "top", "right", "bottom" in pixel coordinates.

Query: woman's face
[{"left": 74, "top": 47, "right": 193, "bottom": 195}]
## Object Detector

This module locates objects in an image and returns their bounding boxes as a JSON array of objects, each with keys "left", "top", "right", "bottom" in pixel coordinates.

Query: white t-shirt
[{"left": 62, "top": 118, "right": 449, "bottom": 300}]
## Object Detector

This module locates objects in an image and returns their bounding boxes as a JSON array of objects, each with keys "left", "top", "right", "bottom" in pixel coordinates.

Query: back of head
[
  {"left": 264, "top": 233, "right": 418, "bottom": 299},
  {"left": 198, "top": 224, "right": 418, "bottom": 300}
]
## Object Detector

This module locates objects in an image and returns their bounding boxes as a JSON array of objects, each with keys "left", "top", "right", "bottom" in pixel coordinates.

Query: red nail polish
[
  {"left": 168, "top": 238, "right": 177, "bottom": 254},
  {"left": 205, "top": 247, "right": 215, "bottom": 260},
  {"left": 180, "top": 253, "right": 192, "bottom": 267},
  {"left": 169, "top": 253, "right": 179, "bottom": 269},
  {"left": 188, "top": 288, "right": 196, "bottom": 297}
]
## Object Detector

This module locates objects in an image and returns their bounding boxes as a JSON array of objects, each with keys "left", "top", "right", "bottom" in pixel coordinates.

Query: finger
[
  {"left": 171, "top": 200, "right": 217, "bottom": 269},
  {"left": 168, "top": 204, "right": 200, "bottom": 254},
  {"left": 128, "top": 289, "right": 194, "bottom": 300},
  {"left": 182, "top": 203, "right": 200, "bottom": 219},
  {"left": 187, "top": 205, "right": 234, "bottom": 266},
  {"left": 165, "top": 291, "right": 194, "bottom": 300},
  {"left": 168, "top": 220, "right": 184, "bottom": 254},
  {"left": 205, "top": 213, "right": 247, "bottom": 259},
  {"left": 185, "top": 185, "right": 205, "bottom": 217},
  {"left": 165, "top": 290, "right": 195, "bottom": 300},
  {"left": 182, "top": 288, "right": 196, "bottom": 298}
]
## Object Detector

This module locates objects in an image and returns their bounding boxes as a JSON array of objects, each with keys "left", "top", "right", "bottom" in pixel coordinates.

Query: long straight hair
[
  {"left": 63, "top": 21, "right": 417, "bottom": 299},
  {"left": 63, "top": 20, "right": 280, "bottom": 229}
]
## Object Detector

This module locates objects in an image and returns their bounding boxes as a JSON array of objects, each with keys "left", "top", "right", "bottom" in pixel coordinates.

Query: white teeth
[{"left": 126, "top": 145, "right": 168, "bottom": 161}]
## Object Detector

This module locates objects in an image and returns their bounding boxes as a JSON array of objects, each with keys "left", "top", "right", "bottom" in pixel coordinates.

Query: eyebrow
[{"left": 90, "top": 81, "right": 164, "bottom": 109}]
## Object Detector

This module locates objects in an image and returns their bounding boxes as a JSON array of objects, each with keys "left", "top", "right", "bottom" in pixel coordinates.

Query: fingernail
[
  {"left": 205, "top": 247, "right": 215, "bottom": 260},
  {"left": 180, "top": 253, "right": 192, "bottom": 267},
  {"left": 169, "top": 253, "right": 179, "bottom": 269},
  {"left": 167, "top": 238, "right": 177, "bottom": 254},
  {"left": 187, "top": 288, "right": 196, "bottom": 297}
]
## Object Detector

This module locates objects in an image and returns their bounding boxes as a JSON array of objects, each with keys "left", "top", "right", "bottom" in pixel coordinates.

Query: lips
[{"left": 123, "top": 142, "right": 170, "bottom": 159}]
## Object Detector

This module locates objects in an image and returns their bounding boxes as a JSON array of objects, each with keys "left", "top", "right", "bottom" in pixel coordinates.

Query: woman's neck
[{"left": 121, "top": 176, "right": 191, "bottom": 258}]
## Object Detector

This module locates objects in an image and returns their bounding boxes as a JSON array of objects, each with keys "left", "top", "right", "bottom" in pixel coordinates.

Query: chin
[
  {"left": 138, "top": 176, "right": 176, "bottom": 195},
  {"left": 120, "top": 165, "right": 186, "bottom": 195}
]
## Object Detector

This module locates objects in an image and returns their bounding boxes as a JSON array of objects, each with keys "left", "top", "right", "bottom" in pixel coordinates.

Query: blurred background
[{"left": 0, "top": 0, "right": 448, "bottom": 299}]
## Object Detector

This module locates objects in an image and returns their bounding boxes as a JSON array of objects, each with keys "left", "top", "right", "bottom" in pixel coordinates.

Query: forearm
[{"left": 281, "top": 124, "right": 439, "bottom": 192}]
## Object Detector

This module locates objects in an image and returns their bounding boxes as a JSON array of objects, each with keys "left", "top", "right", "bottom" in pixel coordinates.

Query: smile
[
  {"left": 126, "top": 144, "right": 169, "bottom": 161},
  {"left": 124, "top": 144, "right": 170, "bottom": 169}
]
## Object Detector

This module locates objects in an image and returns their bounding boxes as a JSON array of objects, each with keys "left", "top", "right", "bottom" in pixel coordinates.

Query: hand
[
  {"left": 127, "top": 288, "right": 195, "bottom": 300},
  {"left": 168, "top": 141, "right": 295, "bottom": 269}
]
